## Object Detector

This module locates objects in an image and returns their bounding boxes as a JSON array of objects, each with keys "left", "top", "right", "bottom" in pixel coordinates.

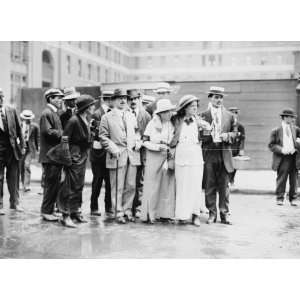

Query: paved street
[{"left": 1, "top": 183, "right": 300, "bottom": 258}]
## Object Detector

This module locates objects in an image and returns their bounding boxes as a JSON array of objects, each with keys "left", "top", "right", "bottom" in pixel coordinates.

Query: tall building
[{"left": 1, "top": 41, "right": 300, "bottom": 104}]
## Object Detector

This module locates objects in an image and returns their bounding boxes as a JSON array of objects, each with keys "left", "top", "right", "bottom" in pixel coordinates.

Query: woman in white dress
[
  {"left": 170, "top": 95, "right": 211, "bottom": 226},
  {"left": 141, "top": 99, "right": 176, "bottom": 224}
]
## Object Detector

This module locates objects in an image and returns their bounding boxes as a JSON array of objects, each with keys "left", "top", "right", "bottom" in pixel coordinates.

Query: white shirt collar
[{"left": 47, "top": 103, "right": 58, "bottom": 113}]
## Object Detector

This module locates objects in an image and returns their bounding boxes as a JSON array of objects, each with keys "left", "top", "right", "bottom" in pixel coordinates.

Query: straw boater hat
[
  {"left": 76, "top": 95, "right": 96, "bottom": 113},
  {"left": 177, "top": 95, "right": 199, "bottom": 112},
  {"left": 207, "top": 86, "right": 227, "bottom": 97},
  {"left": 63, "top": 87, "right": 80, "bottom": 101},
  {"left": 154, "top": 99, "right": 176, "bottom": 114},
  {"left": 280, "top": 108, "right": 297, "bottom": 118},
  {"left": 142, "top": 95, "right": 155, "bottom": 104},
  {"left": 20, "top": 109, "right": 35, "bottom": 120},
  {"left": 154, "top": 83, "right": 171, "bottom": 94},
  {"left": 102, "top": 90, "right": 113, "bottom": 99}
]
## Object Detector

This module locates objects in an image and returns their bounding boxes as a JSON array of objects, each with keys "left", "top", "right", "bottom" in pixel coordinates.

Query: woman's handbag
[{"left": 46, "top": 136, "right": 72, "bottom": 167}]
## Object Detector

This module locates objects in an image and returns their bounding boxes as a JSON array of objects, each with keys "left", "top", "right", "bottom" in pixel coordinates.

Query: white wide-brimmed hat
[
  {"left": 154, "top": 82, "right": 171, "bottom": 94},
  {"left": 177, "top": 94, "right": 199, "bottom": 112},
  {"left": 63, "top": 87, "right": 80, "bottom": 101},
  {"left": 154, "top": 99, "right": 176, "bottom": 114},
  {"left": 20, "top": 109, "right": 35, "bottom": 120}
]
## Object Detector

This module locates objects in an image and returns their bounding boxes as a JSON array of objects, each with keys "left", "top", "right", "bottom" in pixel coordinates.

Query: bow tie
[{"left": 184, "top": 117, "right": 194, "bottom": 125}]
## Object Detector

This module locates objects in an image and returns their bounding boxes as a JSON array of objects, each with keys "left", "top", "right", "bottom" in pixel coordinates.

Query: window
[
  {"left": 105, "top": 46, "right": 109, "bottom": 60},
  {"left": 97, "top": 66, "right": 101, "bottom": 82},
  {"left": 114, "top": 72, "right": 118, "bottom": 82},
  {"left": 147, "top": 42, "right": 153, "bottom": 48},
  {"left": 10, "top": 72, "right": 27, "bottom": 104},
  {"left": 78, "top": 59, "right": 82, "bottom": 77},
  {"left": 66, "top": 55, "right": 71, "bottom": 74},
  {"left": 97, "top": 42, "right": 101, "bottom": 56},
  {"left": 88, "top": 41, "right": 92, "bottom": 52},
  {"left": 78, "top": 41, "right": 82, "bottom": 49},
  {"left": 147, "top": 56, "right": 152, "bottom": 67},
  {"left": 105, "top": 69, "right": 109, "bottom": 83},
  {"left": 134, "top": 57, "right": 140, "bottom": 68},
  {"left": 246, "top": 56, "right": 251, "bottom": 65},
  {"left": 208, "top": 55, "right": 216, "bottom": 66},
  {"left": 218, "top": 54, "right": 222, "bottom": 66},
  {"left": 11, "top": 41, "right": 28, "bottom": 63},
  {"left": 160, "top": 56, "right": 166, "bottom": 66},
  {"left": 202, "top": 55, "right": 206, "bottom": 66},
  {"left": 260, "top": 57, "right": 267, "bottom": 65},
  {"left": 88, "top": 64, "right": 92, "bottom": 80}
]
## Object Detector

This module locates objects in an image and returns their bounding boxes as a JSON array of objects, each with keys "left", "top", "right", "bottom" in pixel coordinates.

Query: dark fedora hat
[
  {"left": 280, "top": 108, "right": 297, "bottom": 118},
  {"left": 112, "top": 88, "right": 128, "bottom": 100},
  {"left": 127, "top": 89, "right": 140, "bottom": 99},
  {"left": 76, "top": 95, "right": 96, "bottom": 113}
]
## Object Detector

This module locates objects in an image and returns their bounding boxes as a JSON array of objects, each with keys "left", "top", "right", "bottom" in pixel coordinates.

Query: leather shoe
[
  {"left": 42, "top": 213, "right": 59, "bottom": 222},
  {"left": 206, "top": 215, "right": 217, "bottom": 224},
  {"left": 116, "top": 216, "right": 126, "bottom": 224},
  {"left": 71, "top": 214, "right": 88, "bottom": 223},
  {"left": 277, "top": 200, "right": 284, "bottom": 206},
  {"left": 11, "top": 205, "right": 24, "bottom": 212},
  {"left": 220, "top": 215, "right": 232, "bottom": 225},
  {"left": 290, "top": 200, "right": 298, "bottom": 207},
  {"left": 61, "top": 216, "right": 77, "bottom": 228},
  {"left": 0, "top": 209, "right": 5, "bottom": 215},
  {"left": 192, "top": 216, "right": 201, "bottom": 227},
  {"left": 91, "top": 210, "right": 101, "bottom": 216}
]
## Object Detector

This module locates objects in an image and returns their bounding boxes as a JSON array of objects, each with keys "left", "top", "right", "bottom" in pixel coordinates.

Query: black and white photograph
[
  {"left": 1, "top": 41, "right": 300, "bottom": 259},
  {"left": 1, "top": 1, "right": 300, "bottom": 299}
]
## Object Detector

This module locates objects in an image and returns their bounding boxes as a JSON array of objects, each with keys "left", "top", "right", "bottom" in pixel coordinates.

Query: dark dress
[{"left": 57, "top": 114, "right": 91, "bottom": 215}]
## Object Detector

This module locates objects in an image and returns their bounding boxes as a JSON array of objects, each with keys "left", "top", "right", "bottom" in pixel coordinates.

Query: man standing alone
[{"left": 269, "top": 108, "right": 300, "bottom": 206}]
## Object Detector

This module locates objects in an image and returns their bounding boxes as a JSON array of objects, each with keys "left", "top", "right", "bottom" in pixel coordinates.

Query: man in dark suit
[
  {"left": 60, "top": 87, "right": 80, "bottom": 129},
  {"left": 201, "top": 87, "right": 237, "bottom": 225},
  {"left": 89, "top": 91, "right": 113, "bottom": 216},
  {"left": 127, "top": 89, "right": 151, "bottom": 218},
  {"left": 228, "top": 107, "right": 246, "bottom": 185},
  {"left": 19, "top": 110, "right": 39, "bottom": 192},
  {"left": 39, "top": 88, "right": 64, "bottom": 221},
  {"left": 268, "top": 108, "right": 300, "bottom": 206},
  {"left": 145, "top": 84, "right": 171, "bottom": 116},
  {"left": 0, "top": 88, "right": 25, "bottom": 216}
]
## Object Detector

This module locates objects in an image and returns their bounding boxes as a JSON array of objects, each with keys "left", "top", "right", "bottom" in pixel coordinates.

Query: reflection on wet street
[{"left": 1, "top": 184, "right": 300, "bottom": 258}]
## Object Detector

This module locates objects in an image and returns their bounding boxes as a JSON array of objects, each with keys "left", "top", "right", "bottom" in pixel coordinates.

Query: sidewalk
[{"left": 30, "top": 164, "right": 277, "bottom": 195}]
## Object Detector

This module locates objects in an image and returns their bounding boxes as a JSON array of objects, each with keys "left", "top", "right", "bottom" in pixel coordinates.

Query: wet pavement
[{"left": 1, "top": 183, "right": 300, "bottom": 258}]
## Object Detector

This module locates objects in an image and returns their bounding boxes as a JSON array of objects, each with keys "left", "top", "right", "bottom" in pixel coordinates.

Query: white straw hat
[{"left": 154, "top": 99, "right": 176, "bottom": 114}]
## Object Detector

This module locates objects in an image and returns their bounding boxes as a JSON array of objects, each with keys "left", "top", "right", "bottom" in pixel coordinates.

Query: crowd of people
[{"left": 0, "top": 84, "right": 248, "bottom": 228}]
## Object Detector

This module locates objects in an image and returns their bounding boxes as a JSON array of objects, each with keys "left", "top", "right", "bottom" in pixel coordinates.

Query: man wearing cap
[
  {"left": 89, "top": 91, "right": 113, "bottom": 217},
  {"left": 60, "top": 87, "right": 80, "bottom": 129},
  {"left": 39, "top": 88, "right": 64, "bottom": 221},
  {"left": 127, "top": 89, "right": 151, "bottom": 218},
  {"left": 100, "top": 88, "right": 142, "bottom": 223},
  {"left": 146, "top": 83, "right": 171, "bottom": 116},
  {"left": 0, "top": 88, "right": 25, "bottom": 215},
  {"left": 228, "top": 107, "right": 245, "bottom": 186},
  {"left": 269, "top": 108, "right": 300, "bottom": 206},
  {"left": 19, "top": 110, "right": 39, "bottom": 192},
  {"left": 201, "top": 86, "right": 237, "bottom": 225}
]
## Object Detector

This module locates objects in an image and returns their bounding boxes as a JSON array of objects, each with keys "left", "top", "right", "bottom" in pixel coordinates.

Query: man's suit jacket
[
  {"left": 2, "top": 106, "right": 24, "bottom": 160},
  {"left": 89, "top": 106, "right": 106, "bottom": 163},
  {"left": 145, "top": 99, "right": 158, "bottom": 116},
  {"left": 268, "top": 125, "right": 300, "bottom": 171},
  {"left": 24, "top": 122, "right": 39, "bottom": 157},
  {"left": 39, "top": 105, "right": 63, "bottom": 164},
  {"left": 136, "top": 107, "right": 151, "bottom": 164},
  {"left": 200, "top": 108, "right": 236, "bottom": 173},
  {"left": 60, "top": 108, "right": 73, "bottom": 129},
  {"left": 100, "top": 109, "right": 141, "bottom": 169}
]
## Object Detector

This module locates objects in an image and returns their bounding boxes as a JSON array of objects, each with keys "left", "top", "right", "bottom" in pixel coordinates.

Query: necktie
[
  {"left": 132, "top": 109, "right": 136, "bottom": 117},
  {"left": 122, "top": 112, "right": 127, "bottom": 134},
  {"left": 24, "top": 124, "right": 29, "bottom": 142},
  {"left": 184, "top": 117, "right": 193, "bottom": 125},
  {"left": 286, "top": 125, "right": 291, "bottom": 137},
  {"left": 0, "top": 108, "right": 7, "bottom": 132}
]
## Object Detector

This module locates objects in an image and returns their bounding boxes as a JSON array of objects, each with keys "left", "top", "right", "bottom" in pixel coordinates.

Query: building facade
[{"left": 1, "top": 41, "right": 300, "bottom": 105}]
